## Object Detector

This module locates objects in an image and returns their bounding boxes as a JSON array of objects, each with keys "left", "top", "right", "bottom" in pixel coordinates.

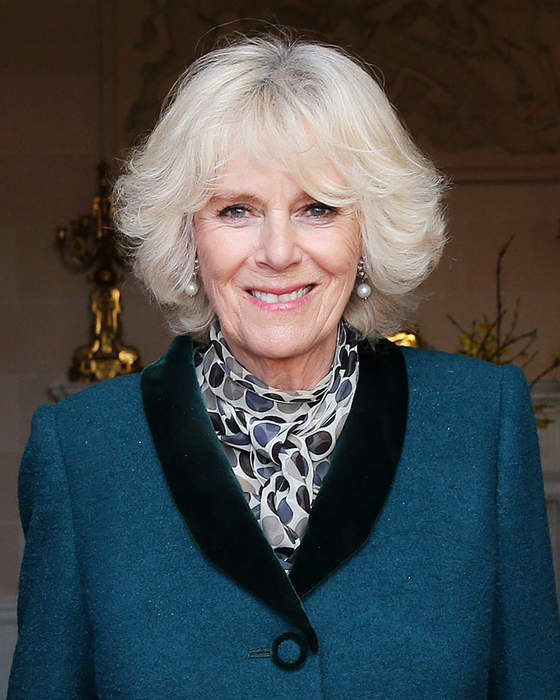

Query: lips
[{"left": 249, "top": 285, "right": 313, "bottom": 303}]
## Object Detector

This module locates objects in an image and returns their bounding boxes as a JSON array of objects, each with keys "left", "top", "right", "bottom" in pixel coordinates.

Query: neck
[{"left": 225, "top": 333, "right": 338, "bottom": 391}]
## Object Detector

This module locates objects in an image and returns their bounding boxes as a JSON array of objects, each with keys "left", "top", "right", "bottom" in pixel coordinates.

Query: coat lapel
[
  {"left": 141, "top": 335, "right": 408, "bottom": 647},
  {"left": 290, "top": 338, "right": 408, "bottom": 596},
  {"left": 141, "top": 337, "right": 318, "bottom": 651}
]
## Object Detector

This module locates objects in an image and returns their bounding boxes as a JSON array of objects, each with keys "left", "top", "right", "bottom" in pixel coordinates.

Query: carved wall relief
[{"left": 115, "top": 0, "right": 560, "bottom": 180}]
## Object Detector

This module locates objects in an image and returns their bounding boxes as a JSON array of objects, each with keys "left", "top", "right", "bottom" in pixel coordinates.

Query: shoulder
[
  {"left": 398, "top": 345, "right": 527, "bottom": 396},
  {"left": 393, "top": 346, "right": 531, "bottom": 433},
  {"left": 27, "top": 374, "right": 145, "bottom": 455},
  {"left": 400, "top": 345, "right": 500, "bottom": 377},
  {"left": 58, "top": 371, "right": 142, "bottom": 408},
  {"left": 23, "top": 373, "right": 157, "bottom": 502},
  {"left": 49, "top": 372, "right": 143, "bottom": 420}
]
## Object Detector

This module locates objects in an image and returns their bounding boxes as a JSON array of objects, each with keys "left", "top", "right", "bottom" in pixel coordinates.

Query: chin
[
  {"left": 246, "top": 336, "right": 309, "bottom": 362},
  {"left": 241, "top": 324, "right": 332, "bottom": 363}
]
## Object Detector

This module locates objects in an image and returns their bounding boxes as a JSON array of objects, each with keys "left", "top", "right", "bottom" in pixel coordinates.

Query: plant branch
[
  {"left": 447, "top": 314, "right": 469, "bottom": 336},
  {"left": 529, "top": 356, "right": 560, "bottom": 389},
  {"left": 496, "top": 234, "right": 515, "bottom": 357}
]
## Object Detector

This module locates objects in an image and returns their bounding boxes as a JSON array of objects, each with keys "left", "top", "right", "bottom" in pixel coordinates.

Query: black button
[{"left": 271, "top": 632, "right": 308, "bottom": 670}]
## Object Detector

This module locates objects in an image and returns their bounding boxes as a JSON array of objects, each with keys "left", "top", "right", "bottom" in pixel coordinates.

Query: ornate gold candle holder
[{"left": 56, "top": 162, "right": 141, "bottom": 382}]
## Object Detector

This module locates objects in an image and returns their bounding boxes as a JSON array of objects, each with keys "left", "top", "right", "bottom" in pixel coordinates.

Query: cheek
[
  {"left": 327, "top": 233, "right": 361, "bottom": 284},
  {"left": 195, "top": 219, "right": 255, "bottom": 281},
  {"left": 198, "top": 255, "right": 224, "bottom": 286},
  {"left": 194, "top": 223, "right": 230, "bottom": 285}
]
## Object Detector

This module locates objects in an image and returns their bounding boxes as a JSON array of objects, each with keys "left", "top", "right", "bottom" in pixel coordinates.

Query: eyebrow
[{"left": 208, "top": 191, "right": 262, "bottom": 204}]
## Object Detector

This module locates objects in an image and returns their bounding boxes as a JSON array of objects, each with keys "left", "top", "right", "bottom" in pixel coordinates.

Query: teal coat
[{"left": 8, "top": 338, "right": 560, "bottom": 698}]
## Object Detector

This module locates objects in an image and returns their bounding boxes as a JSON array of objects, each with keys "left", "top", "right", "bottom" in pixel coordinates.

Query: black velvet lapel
[
  {"left": 141, "top": 336, "right": 408, "bottom": 647},
  {"left": 141, "top": 337, "right": 318, "bottom": 651},
  {"left": 289, "top": 338, "right": 408, "bottom": 596}
]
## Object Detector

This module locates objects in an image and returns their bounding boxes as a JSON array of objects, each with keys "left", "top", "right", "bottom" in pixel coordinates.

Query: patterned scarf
[{"left": 194, "top": 322, "right": 359, "bottom": 571}]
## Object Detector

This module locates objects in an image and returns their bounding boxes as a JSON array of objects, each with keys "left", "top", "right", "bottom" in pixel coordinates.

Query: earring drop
[
  {"left": 186, "top": 257, "right": 200, "bottom": 297},
  {"left": 356, "top": 256, "right": 372, "bottom": 300}
]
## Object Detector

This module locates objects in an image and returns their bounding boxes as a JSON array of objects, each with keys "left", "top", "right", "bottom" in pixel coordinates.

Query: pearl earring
[
  {"left": 186, "top": 257, "right": 200, "bottom": 297},
  {"left": 356, "top": 256, "right": 372, "bottom": 300}
]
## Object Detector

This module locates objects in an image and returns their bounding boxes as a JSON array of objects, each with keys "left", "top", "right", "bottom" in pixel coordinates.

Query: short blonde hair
[{"left": 114, "top": 33, "right": 447, "bottom": 340}]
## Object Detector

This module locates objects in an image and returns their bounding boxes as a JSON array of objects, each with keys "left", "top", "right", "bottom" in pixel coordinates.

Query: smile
[
  {"left": 249, "top": 285, "right": 313, "bottom": 303},
  {"left": 247, "top": 284, "right": 315, "bottom": 310}
]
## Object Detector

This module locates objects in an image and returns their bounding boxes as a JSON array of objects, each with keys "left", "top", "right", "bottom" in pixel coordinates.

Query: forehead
[
  {"left": 209, "top": 156, "right": 309, "bottom": 204},
  {"left": 211, "top": 142, "right": 350, "bottom": 203}
]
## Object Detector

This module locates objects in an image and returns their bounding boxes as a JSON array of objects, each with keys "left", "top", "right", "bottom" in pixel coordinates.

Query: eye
[
  {"left": 304, "top": 202, "right": 337, "bottom": 218},
  {"left": 218, "top": 204, "right": 251, "bottom": 219}
]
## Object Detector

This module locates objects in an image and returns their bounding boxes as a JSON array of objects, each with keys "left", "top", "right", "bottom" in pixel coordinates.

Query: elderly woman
[{"left": 9, "top": 34, "right": 560, "bottom": 699}]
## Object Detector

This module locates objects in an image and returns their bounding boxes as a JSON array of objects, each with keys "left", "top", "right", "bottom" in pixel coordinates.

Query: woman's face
[{"left": 194, "top": 153, "right": 361, "bottom": 388}]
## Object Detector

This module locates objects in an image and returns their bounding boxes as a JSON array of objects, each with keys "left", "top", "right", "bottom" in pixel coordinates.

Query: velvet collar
[{"left": 141, "top": 335, "right": 408, "bottom": 651}]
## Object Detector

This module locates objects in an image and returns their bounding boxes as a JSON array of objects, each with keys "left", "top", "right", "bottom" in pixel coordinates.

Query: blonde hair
[{"left": 114, "top": 33, "right": 447, "bottom": 340}]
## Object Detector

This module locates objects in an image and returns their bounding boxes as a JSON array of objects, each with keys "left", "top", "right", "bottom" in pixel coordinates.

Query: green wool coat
[{"left": 8, "top": 338, "right": 560, "bottom": 698}]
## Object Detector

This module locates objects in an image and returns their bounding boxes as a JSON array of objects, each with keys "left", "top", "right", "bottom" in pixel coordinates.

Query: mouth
[
  {"left": 248, "top": 284, "right": 314, "bottom": 303},
  {"left": 246, "top": 283, "right": 316, "bottom": 310}
]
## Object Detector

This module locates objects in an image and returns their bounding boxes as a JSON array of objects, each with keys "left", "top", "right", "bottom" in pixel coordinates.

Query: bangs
[{"left": 195, "top": 92, "right": 360, "bottom": 209}]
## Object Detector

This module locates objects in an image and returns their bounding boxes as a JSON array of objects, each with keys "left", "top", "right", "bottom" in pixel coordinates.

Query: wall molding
[
  {"left": 532, "top": 378, "right": 560, "bottom": 602},
  {"left": 532, "top": 377, "right": 560, "bottom": 402},
  {"left": 0, "top": 597, "right": 17, "bottom": 626}
]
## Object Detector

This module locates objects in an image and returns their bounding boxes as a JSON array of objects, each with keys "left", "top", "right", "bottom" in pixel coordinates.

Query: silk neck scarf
[{"left": 194, "top": 322, "right": 359, "bottom": 571}]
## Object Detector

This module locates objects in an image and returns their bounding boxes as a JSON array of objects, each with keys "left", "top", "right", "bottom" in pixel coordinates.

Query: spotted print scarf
[{"left": 194, "top": 322, "right": 359, "bottom": 572}]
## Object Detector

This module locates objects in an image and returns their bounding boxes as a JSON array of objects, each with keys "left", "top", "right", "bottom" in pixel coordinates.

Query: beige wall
[
  {"left": 1, "top": 0, "right": 559, "bottom": 604},
  {"left": 0, "top": 1, "right": 172, "bottom": 597},
  {"left": 417, "top": 181, "right": 560, "bottom": 366},
  {"left": 1, "top": 0, "right": 98, "bottom": 596}
]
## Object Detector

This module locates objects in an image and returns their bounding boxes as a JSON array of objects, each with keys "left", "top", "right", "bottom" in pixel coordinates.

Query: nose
[{"left": 255, "top": 213, "right": 302, "bottom": 270}]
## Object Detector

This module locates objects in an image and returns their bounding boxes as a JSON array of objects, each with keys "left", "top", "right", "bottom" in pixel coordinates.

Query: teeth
[{"left": 251, "top": 285, "right": 312, "bottom": 303}]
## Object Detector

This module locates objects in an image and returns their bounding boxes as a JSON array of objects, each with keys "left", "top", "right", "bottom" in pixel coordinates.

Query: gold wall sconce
[
  {"left": 56, "top": 162, "right": 141, "bottom": 382},
  {"left": 388, "top": 331, "right": 421, "bottom": 348}
]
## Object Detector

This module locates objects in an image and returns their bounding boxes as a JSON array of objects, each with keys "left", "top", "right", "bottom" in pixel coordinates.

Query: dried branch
[
  {"left": 497, "top": 328, "right": 537, "bottom": 356},
  {"left": 529, "top": 356, "right": 560, "bottom": 390},
  {"left": 503, "top": 333, "right": 538, "bottom": 365},
  {"left": 502, "top": 296, "right": 521, "bottom": 346},
  {"left": 520, "top": 350, "right": 539, "bottom": 370},
  {"left": 448, "top": 235, "right": 558, "bottom": 427},
  {"left": 495, "top": 234, "right": 515, "bottom": 355},
  {"left": 446, "top": 313, "right": 468, "bottom": 336}
]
